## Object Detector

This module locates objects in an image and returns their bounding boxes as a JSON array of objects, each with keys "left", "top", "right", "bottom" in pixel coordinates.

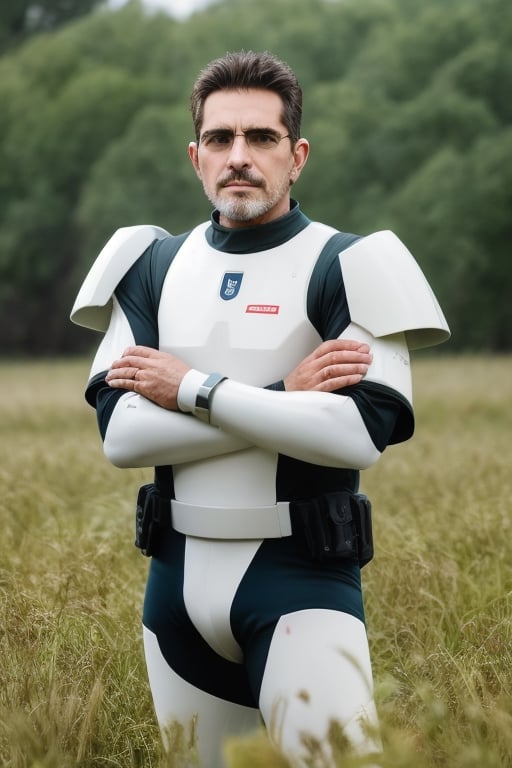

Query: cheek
[
  {"left": 269, "top": 160, "right": 295, "bottom": 188},
  {"left": 196, "top": 158, "right": 218, "bottom": 184}
]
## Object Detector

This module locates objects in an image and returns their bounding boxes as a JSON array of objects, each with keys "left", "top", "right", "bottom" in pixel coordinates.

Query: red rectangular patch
[{"left": 245, "top": 304, "right": 280, "bottom": 315}]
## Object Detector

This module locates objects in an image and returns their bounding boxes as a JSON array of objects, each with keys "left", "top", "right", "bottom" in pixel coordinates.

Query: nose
[{"left": 226, "top": 134, "right": 252, "bottom": 168}]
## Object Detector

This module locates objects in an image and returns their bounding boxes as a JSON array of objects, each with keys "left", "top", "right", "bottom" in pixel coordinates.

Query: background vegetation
[
  {"left": 1, "top": 0, "right": 511, "bottom": 356},
  {"left": 1, "top": 355, "right": 511, "bottom": 767}
]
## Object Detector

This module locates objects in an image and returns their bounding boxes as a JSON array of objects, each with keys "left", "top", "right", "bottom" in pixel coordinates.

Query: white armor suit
[{"left": 71, "top": 201, "right": 449, "bottom": 767}]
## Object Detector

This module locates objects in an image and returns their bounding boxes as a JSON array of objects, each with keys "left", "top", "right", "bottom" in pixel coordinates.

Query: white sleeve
[
  {"left": 102, "top": 314, "right": 407, "bottom": 471},
  {"left": 176, "top": 327, "right": 415, "bottom": 470},
  {"left": 103, "top": 393, "right": 251, "bottom": 468},
  {"left": 178, "top": 370, "right": 380, "bottom": 470},
  {"left": 95, "top": 298, "right": 250, "bottom": 468}
]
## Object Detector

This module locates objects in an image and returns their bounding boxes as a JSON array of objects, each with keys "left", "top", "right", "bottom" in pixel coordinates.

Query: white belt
[{"left": 170, "top": 499, "right": 293, "bottom": 539}]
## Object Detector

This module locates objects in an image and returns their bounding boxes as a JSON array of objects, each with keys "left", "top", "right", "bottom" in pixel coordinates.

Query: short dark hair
[{"left": 190, "top": 50, "right": 303, "bottom": 143}]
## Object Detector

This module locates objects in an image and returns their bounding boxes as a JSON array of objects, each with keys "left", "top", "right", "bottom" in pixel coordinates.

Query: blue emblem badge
[{"left": 220, "top": 272, "right": 243, "bottom": 301}]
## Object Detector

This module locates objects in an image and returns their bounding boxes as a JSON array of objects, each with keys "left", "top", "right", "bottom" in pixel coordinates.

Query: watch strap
[{"left": 194, "top": 372, "right": 227, "bottom": 423}]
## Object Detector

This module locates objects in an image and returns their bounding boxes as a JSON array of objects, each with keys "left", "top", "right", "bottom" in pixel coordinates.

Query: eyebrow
[{"left": 200, "top": 126, "right": 283, "bottom": 139}]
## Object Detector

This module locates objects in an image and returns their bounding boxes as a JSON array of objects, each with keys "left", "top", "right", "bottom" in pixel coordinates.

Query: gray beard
[{"left": 213, "top": 196, "right": 274, "bottom": 222}]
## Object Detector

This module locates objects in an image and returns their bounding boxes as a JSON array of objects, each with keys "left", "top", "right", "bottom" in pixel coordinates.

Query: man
[{"left": 71, "top": 51, "right": 449, "bottom": 767}]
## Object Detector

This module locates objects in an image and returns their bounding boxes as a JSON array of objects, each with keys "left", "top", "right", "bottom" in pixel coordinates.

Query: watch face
[{"left": 195, "top": 374, "right": 226, "bottom": 423}]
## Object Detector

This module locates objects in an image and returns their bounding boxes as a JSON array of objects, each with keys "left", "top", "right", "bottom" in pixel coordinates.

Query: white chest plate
[{"left": 158, "top": 222, "right": 335, "bottom": 385}]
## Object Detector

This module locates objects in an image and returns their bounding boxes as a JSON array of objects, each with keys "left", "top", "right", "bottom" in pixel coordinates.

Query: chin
[{"left": 218, "top": 200, "right": 271, "bottom": 223}]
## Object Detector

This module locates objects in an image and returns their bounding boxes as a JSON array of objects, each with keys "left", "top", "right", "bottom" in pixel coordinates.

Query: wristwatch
[{"left": 194, "top": 372, "right": 227, "bottom": 423}]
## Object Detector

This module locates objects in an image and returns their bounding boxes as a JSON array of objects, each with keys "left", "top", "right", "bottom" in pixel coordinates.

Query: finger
[
  {"left": 110, "top": 353, "right": 156, "bottom": 372},
  {"left": 319, "top": 362, "right": 369, "bottom": 383},
  {"left": 316, "top": 372, "right": 365, "bottom": 392},
  {"left": 314, "top": 339, "right": 369, "bottom": 357},
  {"left": 106, "top": 376, "right": 138, "bottom": 390},
  {"left": 317, "top": 351, "right": 372, "bottom": 372},
  {"left": 108, "top": 355, "right": 145, "bottom": 371},
  {"left": 122, "top": 345, "right": 161, "bottom": 359},
  {"left": 314, "top": 345, "right": 372, "bottom": 366},
  {"left": 105, "top": 365, "right": 139, "bottom": 382},
  {"left": 107, "top": 357, "right": 127, "bottom": 370}
]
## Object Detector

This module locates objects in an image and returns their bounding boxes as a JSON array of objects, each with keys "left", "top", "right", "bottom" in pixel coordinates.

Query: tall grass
[{"left": 1, "top": 356, "right": 511, "bottom": 767}]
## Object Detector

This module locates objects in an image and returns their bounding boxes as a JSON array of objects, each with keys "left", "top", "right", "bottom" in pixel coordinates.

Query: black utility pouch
[
  {"left": 351, "top": 493, "right": 374, "bottom": 567},
  {"left": 291, "top": 491, "right": 374, "bottom": 567},
  {"left": 135, "top": 483, "right": 170, "bottom": 557},
  {"left": 291, "top": 491, "right": 357, "bottom": 563}
]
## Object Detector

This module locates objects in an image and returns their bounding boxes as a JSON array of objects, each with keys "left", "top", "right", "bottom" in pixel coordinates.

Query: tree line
[{"left": 1, "top": 0, "right": 510, "bottom": 355}]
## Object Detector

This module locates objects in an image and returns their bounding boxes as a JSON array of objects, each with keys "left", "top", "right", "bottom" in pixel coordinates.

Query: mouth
[
  {"left": 223, "top": 182, "right": 258, "bottom": 192},
  {"left": 219, "top": 175, "right": 263, "bottom": 191}
]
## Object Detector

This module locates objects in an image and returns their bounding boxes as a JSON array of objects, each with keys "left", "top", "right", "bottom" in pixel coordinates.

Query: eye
[
  {"left": 246, "top": 130, "right": 279, "bottom": 147},
  {"left": 202, "top": 131, "right": 233, "bottom": 148}
]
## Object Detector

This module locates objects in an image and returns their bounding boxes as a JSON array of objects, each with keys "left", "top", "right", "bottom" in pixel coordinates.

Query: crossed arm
[
  {"left": 100, "top": 339, "right": 381, "bottom": 470},
  {"left": 105, "top": 338, "right": 372, "bottom": 408}
]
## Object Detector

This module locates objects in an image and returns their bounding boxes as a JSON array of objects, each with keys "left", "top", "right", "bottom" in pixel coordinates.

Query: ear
[
  {"left": 291, "top": 138, "right": 309, "bottom": 183},
  {"left": 188, "top": 142, "right": 201, "bottom": 177}
]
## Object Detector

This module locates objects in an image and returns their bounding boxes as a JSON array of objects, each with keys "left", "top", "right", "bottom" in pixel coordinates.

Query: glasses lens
[
  {"left": 200, "top": 129, "right": 288, "bottom": 151},
  {"left": 245, "top": 130, "right": 280, "bottom": 149},
  {"left": 201, "top": 131, "right": 232, "bottom": 150}
]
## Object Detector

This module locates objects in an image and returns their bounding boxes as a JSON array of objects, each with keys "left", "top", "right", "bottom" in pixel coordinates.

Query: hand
[
  {"left": 284, "top": 339, "right": 372, "bottom": 392},
  {"left": 105, "top": 345, "right": 191, "bottom": 410}
]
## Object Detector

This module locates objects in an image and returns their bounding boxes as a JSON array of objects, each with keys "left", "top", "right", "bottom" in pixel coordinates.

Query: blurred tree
[
  {"left": 0, "top": 0, "right": 105, "bottom": 52},
  {"left": 0, "top": 2, "right": 176, "bottom": 354},
  {"left": 0, "top": 0, "right": 511, "bottom": 354},
  {"left": 76, "top": 103, "right": 206, "bottom": 265},
  {"left": 384, "top": 127, "right": 512, "bottom": 351}
]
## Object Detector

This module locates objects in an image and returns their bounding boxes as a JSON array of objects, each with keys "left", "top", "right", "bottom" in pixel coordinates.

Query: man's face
[{"left": 189, "top": 89, "right": 309, "bottom": 228}]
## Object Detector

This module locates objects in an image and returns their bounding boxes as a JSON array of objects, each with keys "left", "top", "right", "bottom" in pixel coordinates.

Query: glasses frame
[{"left": 199, "top": 128, "right": 291, "bottom": 152}]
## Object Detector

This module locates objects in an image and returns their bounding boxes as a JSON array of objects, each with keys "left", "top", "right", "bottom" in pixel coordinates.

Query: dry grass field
[{"left": 0, "top": 355, "right": 511, "bottom": 767}]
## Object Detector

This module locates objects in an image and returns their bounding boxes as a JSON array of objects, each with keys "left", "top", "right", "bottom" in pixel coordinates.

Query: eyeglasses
[{"left": 199, "top": 128, "right": 291, "bottom": 152}]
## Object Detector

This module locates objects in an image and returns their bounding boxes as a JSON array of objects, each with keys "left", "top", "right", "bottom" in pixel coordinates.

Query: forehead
[{"left": 201, "top": 88, "right": 285, "bottom": 131}]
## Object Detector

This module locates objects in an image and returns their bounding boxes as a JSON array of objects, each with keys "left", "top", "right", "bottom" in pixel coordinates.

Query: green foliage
[
  {"left": 76, "top": 103, "right": 207, "bottom": 261},
  {"left": 1, "top": 356, "right": 511, "bottom": 767},
  {"left": 1, "top": 0, "right": 511, "bottom": 354},
  {"left": 0, "top": 0, "right": 104, "bottom": 53}
]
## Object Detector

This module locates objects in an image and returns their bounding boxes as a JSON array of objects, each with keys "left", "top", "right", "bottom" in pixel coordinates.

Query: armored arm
[
  {"left": 172, "top": 230, "right": 450, "bottom": 469},
  {"left": 73, "top": 226, "right": 251, "bottom": 467}
]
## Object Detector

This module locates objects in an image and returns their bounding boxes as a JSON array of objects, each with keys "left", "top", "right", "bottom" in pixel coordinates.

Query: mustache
[{"left": 218, "top": 171, "right": 264, "bottom": 188}]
